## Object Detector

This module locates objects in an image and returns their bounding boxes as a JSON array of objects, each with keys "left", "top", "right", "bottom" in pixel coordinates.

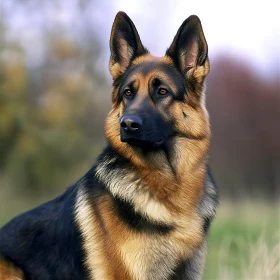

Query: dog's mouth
[{"left": 122, "top": 137, "right": 165, "bottom": 149}]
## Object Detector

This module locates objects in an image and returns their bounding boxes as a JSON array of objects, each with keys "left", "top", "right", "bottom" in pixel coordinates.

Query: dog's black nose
[{"left": 120, "top": 116, "right": 142, "bottom": 132}]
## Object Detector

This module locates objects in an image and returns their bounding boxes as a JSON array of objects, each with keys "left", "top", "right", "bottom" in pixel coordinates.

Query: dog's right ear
[{"left": 109, "top": 11, "right": 148, "bottom": 80}]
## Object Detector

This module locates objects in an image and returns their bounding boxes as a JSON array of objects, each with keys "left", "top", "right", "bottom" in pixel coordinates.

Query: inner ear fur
[{"left": 109, "top": 11, "right": 148, "bottom": 80}]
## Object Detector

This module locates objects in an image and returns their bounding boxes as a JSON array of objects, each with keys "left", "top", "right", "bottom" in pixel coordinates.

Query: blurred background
[{"left": 0, "top": 0, "right": 279, "bottom": 279}]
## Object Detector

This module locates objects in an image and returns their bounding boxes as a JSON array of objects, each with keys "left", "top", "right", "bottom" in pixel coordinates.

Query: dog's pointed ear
[
  {"left": 166, "top": 15, "right": 208, "bottom": 78},
  {"left": 109, "top": 11, "right": 148, "bottom": 80}
]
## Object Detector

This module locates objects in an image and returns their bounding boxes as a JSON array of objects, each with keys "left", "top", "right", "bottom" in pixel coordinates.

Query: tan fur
[
  {"left": 119, "top": 214, "right": 203, "bottom": 280},
  {"left": 76, "top": 188, "right": 132, "bottom": 280},
  {"left": 76, "top": 182, "right": 205, "bottom": 280},
  {"left": 95, "top": 161, "right": 173, "bottom": 223},
  {"left": 0, "top": 257, "right": 24, "bottom": 280}
]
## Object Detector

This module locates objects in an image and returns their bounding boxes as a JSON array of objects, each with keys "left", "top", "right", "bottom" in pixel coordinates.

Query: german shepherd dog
[{"left": 0, "top": 12, "right": 218, "bottom": 280}]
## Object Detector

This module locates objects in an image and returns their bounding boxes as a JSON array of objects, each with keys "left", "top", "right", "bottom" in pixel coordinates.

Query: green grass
[
  {"left": 204, "top": 201, "right": 280, "bottom": 280},
  {"left": 0, "top": 197, "right": 279, "bottom": 279}
]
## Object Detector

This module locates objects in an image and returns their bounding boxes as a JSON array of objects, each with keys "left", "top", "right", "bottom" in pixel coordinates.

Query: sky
[
  {"left": 100, "top": 0, "right": 280, "bottom": 77},
  {"left": 2, "top": 0, "right": 279, "bottom": 78}
]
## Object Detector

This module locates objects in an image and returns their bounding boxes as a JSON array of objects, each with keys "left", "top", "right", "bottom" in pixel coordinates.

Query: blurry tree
[
  {"left": 207, "top": 57, "right": 280, "bottom": 199},
  {"left": 0, "top": 44, "right": 28, "bottom": 169},
  {"left": 0, "top": 0, "right": 110, "bottom": 196}
]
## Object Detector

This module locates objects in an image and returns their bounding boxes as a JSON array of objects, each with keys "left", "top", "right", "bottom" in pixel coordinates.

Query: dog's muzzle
[{"left": 120, "top": 115, "right": 166, "bottom": 148}]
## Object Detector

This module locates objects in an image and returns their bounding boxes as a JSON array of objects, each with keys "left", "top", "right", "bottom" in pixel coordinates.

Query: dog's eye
[
  {"left": 124, "top": 89, "right": 132, "bottom": 97},
  {"left": 158, "top": 88, "right": 168, "bottom": 96}
]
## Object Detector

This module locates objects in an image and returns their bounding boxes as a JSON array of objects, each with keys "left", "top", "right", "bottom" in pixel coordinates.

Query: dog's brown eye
[
  {"left": 158, "top": 88, "right": 168, "bottom": 95},
  {"left": 124, "top": 89, "right": 132, "bottom": 96}
]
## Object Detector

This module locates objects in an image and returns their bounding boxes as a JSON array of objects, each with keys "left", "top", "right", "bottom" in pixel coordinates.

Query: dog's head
[{"left": 105, "top": 12, "right": 210, "bottom": 164}]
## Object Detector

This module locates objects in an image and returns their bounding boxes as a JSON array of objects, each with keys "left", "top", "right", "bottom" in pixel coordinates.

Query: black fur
[
  {"left": 113, "top": 196, "right": 173, "bottom": 234},
  {"left": 0, "top": 185, "right": 88, "bottom": 280}
]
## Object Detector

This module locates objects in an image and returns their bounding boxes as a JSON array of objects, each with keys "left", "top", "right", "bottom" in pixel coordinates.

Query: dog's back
[{"left": 0, "top": 185, "right": 88, "bottom": 279}]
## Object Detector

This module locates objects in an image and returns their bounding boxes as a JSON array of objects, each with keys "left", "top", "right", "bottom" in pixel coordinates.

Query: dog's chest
[
  {"left": 77, "top": 195, "right": 203, "bottom": 280},
  {"left": 79, "top": 162, "right": 205, "bottom": 280},
  {"left": 119, "top": 234, "right": 180, "bottom": 280},
  {"left": 117, "top": 216, "right": 203, "bottom": 280}
]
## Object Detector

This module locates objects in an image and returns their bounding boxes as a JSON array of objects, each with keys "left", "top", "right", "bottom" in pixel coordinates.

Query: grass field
[
  {"left": 204, "top": 200, "right": 280, "bottom": 280},
  {"left": 0, "top": 197, "right": 279, "bottom": 280}
]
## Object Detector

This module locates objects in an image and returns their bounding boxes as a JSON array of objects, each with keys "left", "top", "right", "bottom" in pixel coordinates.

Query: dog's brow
[
  {"left": 148, "top": 72, "right": 176, "bottom": 91},
  {"left": 121, "top": 78, "right": 139, "bottom": 91},
  {"left": 124, "top": 80, "right": 135, "bottom": 89}
]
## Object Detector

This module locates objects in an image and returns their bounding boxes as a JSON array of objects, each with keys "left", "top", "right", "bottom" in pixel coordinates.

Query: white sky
[
  {"left": 2, "top": 0, "right": 279, "bottom": 78},
  {"left": 94, "top": 0, "right": 280, "bottom": 77}
]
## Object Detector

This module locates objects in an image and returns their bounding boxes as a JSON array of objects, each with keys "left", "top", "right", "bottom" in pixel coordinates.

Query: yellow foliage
[
  {"left": 0, "top": 58, "right": 27, "bottom": 97},
  {"left": 51, "top": 39, "right": 77, "bottom": 59}
]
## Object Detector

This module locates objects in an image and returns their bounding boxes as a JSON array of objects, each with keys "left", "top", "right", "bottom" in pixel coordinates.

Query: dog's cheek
[
  {"left": 105, "top": 106, "right": 121, "bottom": 144},
  {"left": 171, "top": 102, "right": 208, "bottom": 139},
  {"left": 170, "top": 102, "right": 190, "bottom": 134}
]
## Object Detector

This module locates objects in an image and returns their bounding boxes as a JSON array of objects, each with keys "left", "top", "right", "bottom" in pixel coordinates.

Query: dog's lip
[
  {"left": 122, "top": 137, "right": 165, "bottom": 147},
  {"left": 153, "top": 138, "right": 164, "bottom": 146}
]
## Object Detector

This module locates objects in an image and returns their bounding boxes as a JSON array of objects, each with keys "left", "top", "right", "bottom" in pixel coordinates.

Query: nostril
[
  {"left": 120, "top": 121, "right": 127, "bottom": 128},
  {"left": 131, "top": 122, "right": 141, "bottom": 129}
]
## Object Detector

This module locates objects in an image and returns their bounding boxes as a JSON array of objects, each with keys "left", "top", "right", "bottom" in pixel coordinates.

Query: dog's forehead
[
  {"left": 132, "top": 54, "right": 173, "bottom": 76},
  {"left": 133, "top": 54, "right": 172, "bottom": 67},
  {"left": 121, "top": 54, "right": 183, "bottom": 87}
]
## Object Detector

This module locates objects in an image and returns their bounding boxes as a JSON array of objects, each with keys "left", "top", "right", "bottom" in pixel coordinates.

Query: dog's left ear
[
  {"left": 166, "top": 15, "right": 209, "bottom": 78},
  {"left": 109, "top": 11, "right": 148, "bottom": 80}
]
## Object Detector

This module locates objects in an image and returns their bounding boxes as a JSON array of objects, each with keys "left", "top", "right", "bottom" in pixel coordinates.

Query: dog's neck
[{"left": 95, "top": 140, "right": 209, "bottom": 223}]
